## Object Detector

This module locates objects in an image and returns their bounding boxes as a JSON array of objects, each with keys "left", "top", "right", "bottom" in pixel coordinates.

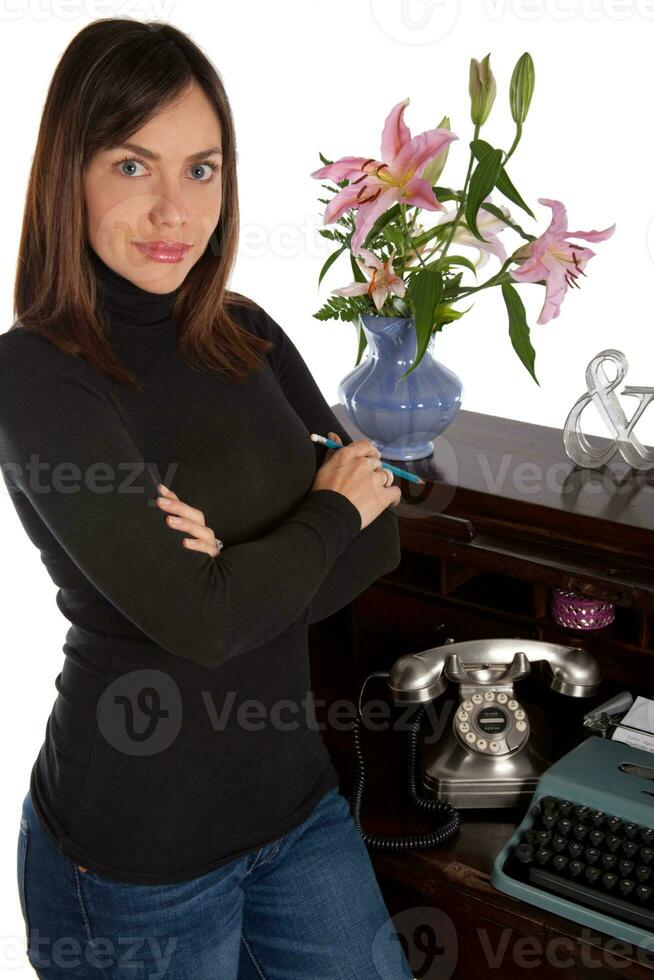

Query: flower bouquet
[{"left": 310, "top": 53, "right": 615, "bottom": 388}]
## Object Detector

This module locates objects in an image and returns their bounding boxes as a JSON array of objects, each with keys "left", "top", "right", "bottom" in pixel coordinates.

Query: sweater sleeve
[
  {"left": 257, "top": 307, "right": 402, "bottom": 626},
  {"left": 0, "top": 332, "right": 362, "bottom": 669}
]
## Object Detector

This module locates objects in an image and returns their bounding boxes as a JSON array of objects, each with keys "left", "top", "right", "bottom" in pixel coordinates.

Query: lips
[{"left": 133, "top": 241, "right": 192, "bottom": 264}]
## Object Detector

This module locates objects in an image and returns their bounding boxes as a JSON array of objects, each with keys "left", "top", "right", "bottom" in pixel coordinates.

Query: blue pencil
[{"left": 310, "top": 434, "right": 426, "bottom": 485}]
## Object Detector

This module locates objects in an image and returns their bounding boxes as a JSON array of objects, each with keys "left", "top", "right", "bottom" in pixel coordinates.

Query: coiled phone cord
[{"left": 349, "top": 671, "right": 462, "bottom": 851}]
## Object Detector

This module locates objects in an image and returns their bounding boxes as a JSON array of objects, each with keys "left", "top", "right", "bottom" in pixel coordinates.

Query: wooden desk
[{"left": 309, "top": 407, "right": 654, "bottom": 979}]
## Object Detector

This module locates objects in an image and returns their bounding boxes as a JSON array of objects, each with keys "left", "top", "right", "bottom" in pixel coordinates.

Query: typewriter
[{"left": 491, "top": 733, "right": 654, "bottom": 950}]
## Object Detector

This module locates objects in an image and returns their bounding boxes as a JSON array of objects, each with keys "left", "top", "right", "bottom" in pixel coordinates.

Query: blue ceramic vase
[{"left": 337, "top": 314, "right": 463, "bottom": 461}]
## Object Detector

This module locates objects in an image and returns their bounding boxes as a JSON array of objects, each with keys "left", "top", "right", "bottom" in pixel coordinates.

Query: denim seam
[
  {"left": 73, "top": 865, "right": 96, "bottom": 944},
  {"left": 243, "top": 848, "right": 263, "bottom": 877},
  {"left": 244, "top": 836, "right": 282, "bottom": 877},
  {"left": 17, "top": 822, "right": 30, "bottom": 951},
  {"left": 73, "top": 868, "right": 112, "bottom": 980},
  {"left": 241, "top": 933, "right": 269, "bottom": 979},
  {"left": 251, "top": 836, "right": 282, "bottom": 871}
]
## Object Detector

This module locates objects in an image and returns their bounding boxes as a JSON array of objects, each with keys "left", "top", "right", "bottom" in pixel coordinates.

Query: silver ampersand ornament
[{"left": 563, "top": 349, "right": 654, "bottom": 470}]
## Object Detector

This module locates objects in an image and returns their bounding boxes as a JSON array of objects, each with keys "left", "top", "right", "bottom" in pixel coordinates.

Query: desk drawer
[{"left": 354, "top": 584, "right": 538, "bottom": 665}]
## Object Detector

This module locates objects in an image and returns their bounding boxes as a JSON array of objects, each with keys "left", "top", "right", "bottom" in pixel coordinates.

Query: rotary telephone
[{"left": 349, "top": 637, "right": 601, "bottom": 852}]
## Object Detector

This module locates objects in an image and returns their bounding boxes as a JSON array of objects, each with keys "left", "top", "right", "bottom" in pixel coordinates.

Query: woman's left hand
[{"left": 156, "top": 483, "right": 223, "bottom": 558}]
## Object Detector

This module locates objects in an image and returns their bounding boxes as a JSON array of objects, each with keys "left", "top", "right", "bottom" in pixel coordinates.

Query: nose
[{"left": 146, "top": 174, "right": 189, "bottom": 232}]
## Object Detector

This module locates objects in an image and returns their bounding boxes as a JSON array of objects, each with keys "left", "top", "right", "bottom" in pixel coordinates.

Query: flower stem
[
  {"left": 457, "top": 257, "right": 515, "bottom": 296},
  {"left": 503, "top": 123, "right": 522, "bottom": 166},
  {"left": 437, "top": 123, "right": 480, "bottom": 269},
  {"left": 399, "top": 203, "right": 429, "bottom": 270}
]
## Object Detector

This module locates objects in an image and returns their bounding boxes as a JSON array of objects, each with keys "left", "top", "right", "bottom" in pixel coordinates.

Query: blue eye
[
  {"left": 116, "top": 157, "right": 147, "bottom": 177},
  {"left": 113, "top": 155, "right": 221, "bottom": 182},
  {"left": 189, "top": 162, "right": 220, "bottom": 181}
]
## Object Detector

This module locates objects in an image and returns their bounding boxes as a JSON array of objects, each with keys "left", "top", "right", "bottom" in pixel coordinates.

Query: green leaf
[
  {"left": 410, "top": 223, "right": 452, "bottom": 252},
  {"left": 403, "top": 267, "right": 444, "bottom": 381},
  {"left": 465, "top": 147, "right": 503, "bottom": 242},
  {"left": 433, "top": 186, "right": 462, "bottom": 204},
  {"left": 354, "top": 320, "right": 368, "bottom": 366},
  {"left": 440, "top": 254, "right": 478, "bottom": 276},
  {"left": 350, "top": 252, "right": 367, "bottom": 283},
  {"left": 443, "top": 271, "right": 463, "bottom": 293},
  {"left": 480, "top": 201, "right": 535, "bottom": 242},
  {"left": 359, "top": 190, "right": 461, "bottom": 253},
  {"left": 470, "top": 138, "right": 535, "bottom": 219},
  {"left": 501, "top": 282, "right": 539, "bottom": 385},
  {"left": 358, "top": 203, "right": 402, "bottom": 250},
  {"left": 434, "top": 302, "right": 471, "bottom": 323},
  {"left": 384, "top": 224, "right": 405, "bottom": 254},
  {"left": 313, "top": 294, "right": 371, "bottom": 323},
  {"left": 352, "top": 188, "right": 461, "bottom": 255},
  {"left": 318, "top": 246, "right": 346, "bottom": 288}
]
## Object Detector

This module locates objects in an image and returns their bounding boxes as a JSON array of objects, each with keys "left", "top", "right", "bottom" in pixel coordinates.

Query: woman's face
[{"left": 83, "top": 82, "right": 223, "bottom": 293}]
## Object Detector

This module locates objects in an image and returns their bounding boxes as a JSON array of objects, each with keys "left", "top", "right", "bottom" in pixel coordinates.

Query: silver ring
[
  {"left": 374, "top": 462, "right": 393, "bottom": 486},
  {"left": 214, "top": 537, "right": 223, "bottom": 553}
]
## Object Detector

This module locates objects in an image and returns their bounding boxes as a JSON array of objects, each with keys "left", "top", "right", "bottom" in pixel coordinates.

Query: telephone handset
[{"left": 349, "top": 637, "right": 601, "bottom": 853}]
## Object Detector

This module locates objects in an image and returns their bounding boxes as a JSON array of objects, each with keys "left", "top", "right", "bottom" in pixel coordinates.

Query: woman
[{"left": 1, "top": 17, "right": 414, "bottom": 980}]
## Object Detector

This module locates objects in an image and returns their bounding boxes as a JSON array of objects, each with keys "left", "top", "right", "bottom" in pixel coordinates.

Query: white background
[{"left": 1, "top": 1, "right": 652, "bottom": 973}]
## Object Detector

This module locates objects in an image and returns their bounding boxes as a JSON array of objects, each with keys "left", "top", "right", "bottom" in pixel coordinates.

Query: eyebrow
[{"left": 114, "top": 142, "right": 223, "bottom": 161}]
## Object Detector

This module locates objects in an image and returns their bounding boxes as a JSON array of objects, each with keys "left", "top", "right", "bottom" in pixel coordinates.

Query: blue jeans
[{"left": 17, "top": 786, "right": 414, "bottom": 979}]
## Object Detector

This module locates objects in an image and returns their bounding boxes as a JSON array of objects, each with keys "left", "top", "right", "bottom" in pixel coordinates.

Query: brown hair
[{"left": 13, "top": 18, "right": 271, "bottom": 390}]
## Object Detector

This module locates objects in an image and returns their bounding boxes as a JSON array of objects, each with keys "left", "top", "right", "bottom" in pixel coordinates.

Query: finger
[
  {"left": 375, "top": 473, "right": 401, "bottom": 506},
  {"left": 176, "top": 522, "right": 220, "bottom": 554},
  {"left": 182, "top": 536, "right": 222, "bottom": 558},
  {"left": 373, "top": 466, "right": 394, "bottom": 487},
  {"left": 156, "top": 493, "right": 206, "bottom": 526},
  {"left": 163, "top": 514, "right": 211, "bottom": 540},
  {"left": 158, "top": 483, "right": 178, "bottom": 496},
  {"left": 324, "top": 431, "right": 343, "bottom": 462},
  {"left": 338, "top": 438, "right": 381, "bottom": 460}
]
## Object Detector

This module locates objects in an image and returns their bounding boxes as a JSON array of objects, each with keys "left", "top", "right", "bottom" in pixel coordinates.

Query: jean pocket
[
  {"left": 73, "top": 862, "right": 106, "bottom": 885},
  {"left": 16, "top": 819, "right": 30, "bottom": 951}
]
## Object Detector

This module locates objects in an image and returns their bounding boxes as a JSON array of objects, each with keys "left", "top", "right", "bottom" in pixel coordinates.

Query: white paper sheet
[{"left": 611, "top": 696, "right": 654, "bottom": 753}]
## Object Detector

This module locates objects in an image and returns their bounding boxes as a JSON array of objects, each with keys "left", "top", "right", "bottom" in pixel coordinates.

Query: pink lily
[
  {"left": 331, "top": 248, "right": 406, "bottom": 313},
  {"left": 510, "top": 198, "right": 615, "bottom": 324},
  {"left": 311, "top": 98, "right": 458, "bottom": 255}
]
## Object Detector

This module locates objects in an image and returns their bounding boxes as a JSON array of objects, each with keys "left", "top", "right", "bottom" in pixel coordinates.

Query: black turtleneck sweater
[{"left": 0, "top": 247, "right": 400, "bottom": 884}]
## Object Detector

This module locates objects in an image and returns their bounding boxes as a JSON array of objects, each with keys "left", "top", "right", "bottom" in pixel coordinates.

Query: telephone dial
[{"left": 349, "top": 637, "right": 601, "bottom": 852}]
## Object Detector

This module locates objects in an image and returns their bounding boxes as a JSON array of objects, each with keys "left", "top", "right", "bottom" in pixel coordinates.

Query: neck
[{"left": 88, "top": 246, "right": 182, "bottom": 331}]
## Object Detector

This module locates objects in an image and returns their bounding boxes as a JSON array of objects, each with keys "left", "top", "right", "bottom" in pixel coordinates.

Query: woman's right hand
[{"left": 310, "top": 434, "right": 401, "bottom": 530}]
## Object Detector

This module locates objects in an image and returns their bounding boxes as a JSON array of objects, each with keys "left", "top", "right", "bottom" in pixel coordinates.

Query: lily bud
[
  {"left": 510, "top": 241, "right": 534, "bottom": 266},
  {"left": 469, "top": 54, "right": 496, "bottom": 127},
  {"left": 510, "top": 52, "right": 535, "bottom": 125},
  {"left": 420, "top": 116, "right": 452, "bottom": 186}
]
